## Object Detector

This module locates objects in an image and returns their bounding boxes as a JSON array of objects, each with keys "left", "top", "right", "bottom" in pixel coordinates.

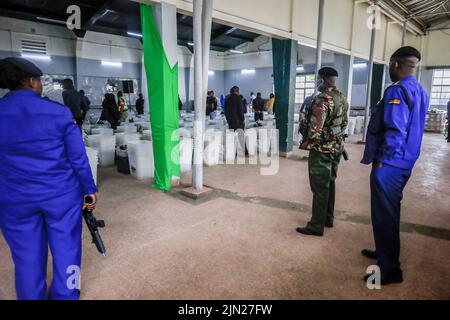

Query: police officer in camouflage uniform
[{"left": 297, "top": 67, "right": 349, "bottom": 236}]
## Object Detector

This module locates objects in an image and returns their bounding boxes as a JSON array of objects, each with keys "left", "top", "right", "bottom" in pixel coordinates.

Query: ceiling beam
[{"left": 0, "top": 3, "right": 68, "bottom": 23}]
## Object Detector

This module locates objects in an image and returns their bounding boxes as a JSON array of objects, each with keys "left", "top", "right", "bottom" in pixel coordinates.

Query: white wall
[{"left": 423, "top": 30, "right": 450, "bottom": 67}]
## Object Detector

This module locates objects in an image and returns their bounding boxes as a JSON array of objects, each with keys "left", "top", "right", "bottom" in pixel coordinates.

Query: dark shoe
[
  {"left": 361, "top": 249, "right": 377, "bottom": 260},
  {"left": 296, "top": 227, "right": 323, "bottom": 236},
  {"left": 363, "top": 269, "right": 403, "bottom": 285},
  {"left": 325, "top": 221, "right": 333, "bottom": 228}
]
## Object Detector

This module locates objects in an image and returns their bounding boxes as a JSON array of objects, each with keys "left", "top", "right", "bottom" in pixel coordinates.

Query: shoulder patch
[{"left": 388, "top": 98, "right": 401, "bottom": 105}]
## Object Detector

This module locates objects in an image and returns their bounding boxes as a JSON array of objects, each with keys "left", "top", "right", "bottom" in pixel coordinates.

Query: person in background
[
  {"left": 206, "top": 90, "right": 218, "bottom": 118},
  {"left": 62, "top": 78, "right": 83, "bottom": 130},
  {"left": 220, "top": 94, "right": 225, "bottom": 114},
  {"left": 225, "top": 86, "right": 248, "bottom": 156},
  {"left": 0, "top": 57, "right": 97, "bottom": 300},
  {"left": 267, "top": 93, "right": 275, "bottom": 114},
  {"left": 249, "top": 92, "right": 256, "bottom": 113},
  {"left": 117, "top": 91, "right": 128, "bottom": 122},
  {"left": 100, "top": 93, "right": 121, "bottom": 130},
  {"left": 79, "top": 90, "right": 90, "bottom": 121},
  {"left": 240, "top": 94, "right": 248, "bottom": 114},
  {"left": 361, "top": 46, "right": 429, "bottom": 285},
  {"left": 253, "top": 92, "right": 265, "bottom": 126},
  {"left": 135, "top": 93, "right": 144, "bottom": 115}
]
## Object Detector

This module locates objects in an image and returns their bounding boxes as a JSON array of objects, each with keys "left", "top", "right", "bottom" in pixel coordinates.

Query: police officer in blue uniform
[
  {"left": 361, "top": 47, "right": 429, "bottom": 285},
  {"left": 0, "top": 57, "right": 98, "bottom": 299}
]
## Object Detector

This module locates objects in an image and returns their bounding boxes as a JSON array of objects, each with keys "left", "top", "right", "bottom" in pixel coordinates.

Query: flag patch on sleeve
[{"left": 388, "top": 99, "right": 401, "bottom": 105}]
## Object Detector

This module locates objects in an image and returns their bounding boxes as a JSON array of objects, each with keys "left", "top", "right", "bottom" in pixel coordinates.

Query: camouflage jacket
[{"left": 302, "top": 87, "right": 349, "bottom": 153}]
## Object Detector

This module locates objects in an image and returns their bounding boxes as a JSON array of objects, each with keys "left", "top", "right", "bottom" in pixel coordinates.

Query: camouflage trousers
[{"left": 307, "top": 149, "right": 341, "bottom": 233}]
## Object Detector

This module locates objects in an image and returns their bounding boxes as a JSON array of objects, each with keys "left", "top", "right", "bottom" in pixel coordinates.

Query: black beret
[
  {"left": 318, "top": 67, "right": 338, "bottom": 77},
  {"left": 390, "top": 46, "right": 421, "bottom": 61},
  {"left": 2, "top": 57, "right": 43, "bottom": 76}
]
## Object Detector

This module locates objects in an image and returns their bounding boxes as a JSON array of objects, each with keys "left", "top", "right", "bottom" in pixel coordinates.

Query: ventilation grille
[{"left": 21, "top": 39, "right": 47, "bottom": 55}]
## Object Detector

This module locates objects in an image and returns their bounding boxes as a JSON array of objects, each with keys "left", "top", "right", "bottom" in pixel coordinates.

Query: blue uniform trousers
[
  {"left": 0, "top": 191, "right": 83, "bottom": 300},
  {"left": 370, "top": 164, "right": 411, "bottom": 273}
]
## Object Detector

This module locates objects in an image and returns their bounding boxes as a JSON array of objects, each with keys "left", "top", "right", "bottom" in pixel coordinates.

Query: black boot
[
  {"left": 361, "top": 249, "right": 377, "bottom": 260},
  {"left": 296, "top": 227, "right": 323, "bottom": 236}
]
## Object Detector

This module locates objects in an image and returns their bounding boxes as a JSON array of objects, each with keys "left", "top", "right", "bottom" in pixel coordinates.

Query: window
[
  {"left": 295, "top": 74, "right": 315, "bottom": 104},
  {"left": 431, "top": 69, "right": 450, "bottom": 106}
]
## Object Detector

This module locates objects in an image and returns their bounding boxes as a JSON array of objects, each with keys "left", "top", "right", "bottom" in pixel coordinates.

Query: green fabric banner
[{"left": 140, "top": 4, "right": 180, "bottom": 191}]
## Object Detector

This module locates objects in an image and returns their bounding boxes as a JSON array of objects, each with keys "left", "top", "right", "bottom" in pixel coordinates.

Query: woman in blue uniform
[{"left": 0, "top": 57, "right": 98, "bottom": 300}]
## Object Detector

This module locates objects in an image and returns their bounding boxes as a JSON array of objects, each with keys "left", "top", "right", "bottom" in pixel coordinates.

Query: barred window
[
  {"left": 431, "top": 69, "right": 450, "bottom": 106},
  {"left": 295, "top": 74, "right": 315, "bottom": 104}
]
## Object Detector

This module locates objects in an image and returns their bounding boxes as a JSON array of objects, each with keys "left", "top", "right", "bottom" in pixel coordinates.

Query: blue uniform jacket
[
  {"left": 0, "top": 90, "right": 98, "bottom": 204},
  {"left": 361, "top": 75, "right": 429, "bottom": 169}
]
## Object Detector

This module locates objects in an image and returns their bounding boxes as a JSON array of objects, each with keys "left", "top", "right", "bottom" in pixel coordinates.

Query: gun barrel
[
  {"left": 343, "top": 149, "right": 349, "bottom": 161},
  {"left": 93, "top": 232, "right": 106, "bottom": 256}
]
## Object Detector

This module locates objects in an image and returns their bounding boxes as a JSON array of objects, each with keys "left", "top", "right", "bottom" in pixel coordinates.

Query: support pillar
[
  {"left": 272, "top": 39, "right": 298, "bottom": 157},
  {"left": 346, "top": 55, "right": 355, "bottom": 114},
  {"left": 362, "top": 1, "right": 378, "bottom": 143},
  {"left": 314, "top": 0, "right": 325, "bottom": 94}
]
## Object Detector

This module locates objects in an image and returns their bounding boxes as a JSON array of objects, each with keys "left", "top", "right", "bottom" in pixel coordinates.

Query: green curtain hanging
[{"left": 140, "top": 4, "right": 180, "bottom": 191}]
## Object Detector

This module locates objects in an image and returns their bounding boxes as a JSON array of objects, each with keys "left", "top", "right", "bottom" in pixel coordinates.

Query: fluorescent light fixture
[
  {"left": 296, "top": 65, "right": 305, "bottom": 72},
  {"left": 241, "top": 69, "right": 256, "bottom": 75},
  {"left": 36, "top": 17, "right": 66, "bottom": 25},
  {"left": 229, "top": 49, "right": 243, "bottom": 54},
  {"left": 353, "top": 62, "right": 367, "bottom": 68},
  {"left": 187, "top": 42, "right": 194, "bottom": 46},
  {"left": 21, "top": 54, "right": 51, "bottom": 61},
  {"left": 297, "top": 41, "right": 317, "bottom": 49},
  {"left": 127, "top": 32, "right": 142, "bottom": 38},
  {"left": 208, "top": 70, "right": 215, "bottom": 76},
  {"left": 101, "top": 61, "right": 123, "bottom": 67}
]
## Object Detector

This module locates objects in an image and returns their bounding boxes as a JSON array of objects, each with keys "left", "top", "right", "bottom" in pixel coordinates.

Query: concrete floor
[{"left": 1, "top": 133, "right": 449, "bottom": 299}]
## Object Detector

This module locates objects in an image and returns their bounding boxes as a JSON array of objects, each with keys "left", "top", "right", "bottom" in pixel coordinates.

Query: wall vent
[{"left": 21, "top": 39, "right": 47, "bottom": 55}]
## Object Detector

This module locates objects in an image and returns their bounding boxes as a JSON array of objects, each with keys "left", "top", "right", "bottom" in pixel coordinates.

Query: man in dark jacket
[
  {"left": 225, "top": 86, "right": 247, "bottom": 156},
  {"left": 79, "top": 89, "right": 90, "bottom": 120},
  {"left": 100, "top": 93, "right": 121, "bottom": 130},
  {"left": 136, "top": 93, "right": 145, "bottom": 115},
  {"left": 62, "top": 78, "right": 83, "bottom": 129},
  {"left": 240, "top": 94, "right": 248, "bottom": 114},
  {"left": 253, "top": 92, "right": 265, "bottom": 126},
  {"left": 225, "top": 86, "right": 244, "bottom": 130},
  {"left": 206, "top": 90, "right": 218, "bottom": 117}
]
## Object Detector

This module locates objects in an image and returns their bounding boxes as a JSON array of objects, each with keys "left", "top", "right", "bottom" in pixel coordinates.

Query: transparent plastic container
[
  {"left": 91, "top": 127, "right": 114, "bottom": 135},
  {"left": 204, "top": 130, "right": 222, "bottom": 166},
  {"left": 128, "top": 140, "right": 154, "bottom": 180},
  {"left": 115, "top": 133, "right": 141, "bottom": 147},
  {"left": 116, "top": 124, "right": 138, "bottom": 133},
  {"left": 224, "top": 130, "right": 237, "bottom": 163},
  {"left": 245, "top": 128, "right": 257, "bottom": 156},
  {"left": 86, "top": 134, "right": 115, "bottom": 167},
  {"left": 179, "top": 137, "right": 193, "bottom": 173},
  {"left": 85, "top": 147, "right": 98, "bottom": 185},
  {"left": 347, "top": 117, "right": 357, "bottom": 135},
  {"left": 141, "top": 130, "right": 152, "bottom": 141}
]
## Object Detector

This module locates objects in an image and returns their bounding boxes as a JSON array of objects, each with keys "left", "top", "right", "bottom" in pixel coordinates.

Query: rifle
[
  {"left": 342, "top": 134, "right": 349, "bottom": 161},
  {"left": 83, "top": 196, "right": 106, "bottom": 257}
]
